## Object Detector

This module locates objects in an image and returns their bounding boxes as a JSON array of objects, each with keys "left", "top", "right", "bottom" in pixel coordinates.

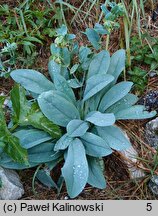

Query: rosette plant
[{"left": 0, "top": 25, "right": 156, "bottom": 198}]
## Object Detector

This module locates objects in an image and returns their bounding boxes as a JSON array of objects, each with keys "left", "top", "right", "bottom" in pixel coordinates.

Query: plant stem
[
  {"left": 9, "top": 123, "right": 19, "bottom": 132},
  {"left": 106, "top": 34, "right": 110, "bottom": 50}
]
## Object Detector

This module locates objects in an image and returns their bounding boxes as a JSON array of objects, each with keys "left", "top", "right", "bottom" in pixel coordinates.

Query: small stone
[
  {"left": 145, "top": 117, "right": 158, "bottom": 149},
  {"left": 149, "top": 71, "right": 157, "bottom": 78},
  {"left": 148, "top": 175, "right": 158, "bottom": 195},
  {"left": 64, "top": 196, "right": 70, "bottom": 200},
  {"left": 0, "top": 167, "right": 24, "bottom": 200},
  {"left": 138, "top": 90, "right": 158, "bottom": 112}
]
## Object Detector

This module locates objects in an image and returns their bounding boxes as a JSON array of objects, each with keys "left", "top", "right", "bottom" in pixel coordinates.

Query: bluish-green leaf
[
  {"left": 85, "top": 28, "right": 100, "bottom": 50},
  {"left": 107, "top": 49, "right": 125, "bottom": 83},
  {"left": 85, "top": 111, "right": 115, "bottom": 126},
  {"left": 13, "top": 129, "right": 52, "bottom": 149},
  {"left": 67, "top": 79, "right": 82, "bottom": 89},
  {"left": 106, "top": 93, "right": 138, "bottom": 113},
  {"left": 60, "top": 47, "right": 70, "bottom": 66},
  {"left": 38, "top": 90, "right": 80, "bottom": 127},
  {"left": 28, "top": 141, "right": 55, "bottom": 154},
  {"left": 81, "top": 132, "right": 112, "bottom": 157},
  {"left": 0, "top": 161, "right": 38, "bottom": 170},
  {"left": 0, "top": 153, "right": 12, "bottom": 164},
  {"left": 11, "top": 69, "right": 54, "bottom": 94},
  {"left": 70, "top": 64, "right": 79, "bottom": 74},
  {"left": 97, "top": 125, "right": 131, "bottom": 151},
  {"left": 36, "top": 169, "right": 58, "bottom": 189},
  {"left": 99, "top": 81, "right": 133, "bottom": 112},
  {"left": 67, "top": 119, "right": 89, "bottom": 137},
  {"left": 79, "top": 46, "right": 91, "bottom": 63},
  {"left": 81, "top": 58, "right": 91, "bottom": 71},
  {"left": 62, "top": 138, "right": 88, "bottom": 198},
  {"left": 60, "top": 66, "right": 69, "bottom": 80},
  {"left": 10, "top": 86, "right": 61, "bottom": 139},
  {"left": 54, "top": 134, "right": 74, "bottom": 151},
  {"left": 53, "top": 74, "right": 76, "bottom": 104},
  {"left": 88, "top": 50, "right": 110, "bottom": 78},
  {"left": 115, "top": 105, "right": 157, "bottom": 120},
  {"left": 28, "top": 152, "right": 59, "bottom": 163},
  {"left": 94, "top": 23, "right": 109, "bottom": 35},
  {"left": 88, "top": 92, "right": 102, "bottom": 111},
  {"left": 83, "top": 74, "right": 114, "bottom": 101},
  {"left": 48, "top": 60, "right": 61, "bottom": 82},
  {"left": 56, "top": 25, "right": 67, "bottom": 36},
  {"left": 50, "top": 43, "right": 60, "bottom": 56},
  {"left": 87, "top": 156, "right": 106, "bottom": 189}
]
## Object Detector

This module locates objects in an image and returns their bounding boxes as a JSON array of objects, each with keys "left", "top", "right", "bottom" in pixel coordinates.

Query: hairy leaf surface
[
  {"left": 38, "top": 91, "right": 80, "bottom": 127},
  {"left": 11, "top": 69, "right": 54, "bottom": 94},
  {"left": 81, "top": 132, "right": 112, "bottom": 157},
  {"left": 62, "top": 138, "right": 88, "bottom": 198}
]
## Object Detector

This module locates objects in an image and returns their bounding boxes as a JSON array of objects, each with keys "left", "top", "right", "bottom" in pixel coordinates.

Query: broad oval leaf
[
  {"left": 0, "top": 161, "right": 38, "bottom": 170},
  {"left": 88, "top": 92, "right": 102, "bottom": 111},
  {"left": 0, "top": 98, "right": 28, "bottom": 164},
  {"left": 115, "top": 105, "right": 157, "bottom": 120},
  {"left": 48, "top": 60, "right": 61, "bottom": 82},
  {"left": 85, "top": 111, "right": 115, "bottom": 126},
  {"left": 28, "top": 141, "right": 55, "bottom": 154},
  {"left": 13, "top": 129, "right": 52, "bottom": 149},
  {"left": 67, "top": 79, "right": 82, "bottom": 89},
  {"left": 4, "top": 135, "right": 28, "bottom": 164},
  {"left": 85, "top": 28, "right": 100, "bottom": 50},
  {"left": 94, "top": 23, "right": 109, "bottom": 35},
  {"left": 67, "top": 119, "right": 89, "bottom": 137},
  {"left": 70, "top": 64, "right": 79, "bottom": 74},
  {"left": 97, "top": 125, "right": 131, "bottom": 151},
  {"left": 99, "top": 81, "right": 133, "bottom": 112},
  {"left": 27, "top": 103, "right": 61, "bottom": 139},
  {"left": 11, "top": 69, "right": 54, "bottom": 94},
  {"left": 36, "top": 169, "right": 58, "bottom": 189},
  {"left": 88, "top": 50, "right": 110, "bottom": 78},
  {"left": 81, "top": 132, "right": 112, "bottom": 157},
  {"left": 54, "top": 134, "right": 74, "bottom": 151},
  {"left": 79, "top": 46, "right": 91, "bottom": 63},
  {"left": 62, "top": 138, "right": 88, "bottom": 198},
  {"left": 106, "top": 93, "right": 138, "bottom": 113},
  {"left": 10, "top": 84, "right": 29, "bottom": 123},
  {"left": 87, "top": 156, "right": 106, "bottom": 189},
  {"left": 107, "top": 49, "right": 125, "bottom": 83},
  {"left": 56, "top": 25, "right": 68, "bottom": 36},
  {"left": 83, "top": 74, "right": 114, "bottom": 101},
  {"left": 60, "top": 47, "right": 70, "bottom": 66},
  {"left": 54, "top": 74, "right": 76, "bottom": 104},
  {"left": 28, "top": 151, "right": 60, "bottom": 163},
  {"left": 0, "top": 153, "right": 12, "bottom": 164},
  {"left": 38, "top": 91, "right": 80, "bottom": 127}
]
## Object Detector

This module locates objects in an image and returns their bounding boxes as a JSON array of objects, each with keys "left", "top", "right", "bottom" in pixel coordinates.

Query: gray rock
[
  {"left": 149, "top": 176, "right": 158, "bottom": 195},
  {"left": 145, "top": 117, "right": 158, "bottom": 149},
  {"left": 119, "top": 132, "right": 145, "bottom": 179},
  {"left": 0, "top": 167, "right": 24, "bottom": 200},
  {"left": 120, "top": 146, "right": 145, "bottom": 179},
  {"left": 138, "top": 90, "right": 158, "bottom": 112},
  {"left": 149, "top": 71, "right": 157, "bottom": 78}
]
